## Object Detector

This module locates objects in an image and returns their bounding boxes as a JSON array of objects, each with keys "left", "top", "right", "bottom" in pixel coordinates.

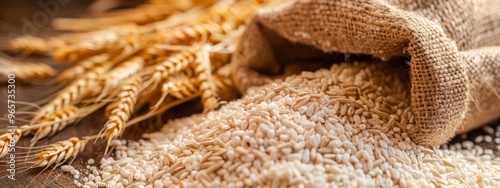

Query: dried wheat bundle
[
  {"left": 0, "top": 55, "right": 55, "bottom": 83},
  {"left": 0, "top": 0, "right": 271, "bottom": 174},
  {"left": 53, "top": 0, "right": 218, "bottom": 31}
]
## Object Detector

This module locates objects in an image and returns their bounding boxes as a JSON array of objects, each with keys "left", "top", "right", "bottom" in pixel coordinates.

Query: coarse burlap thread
[{"left": 231, "top": 0, "right": 500, "bottom": 146}]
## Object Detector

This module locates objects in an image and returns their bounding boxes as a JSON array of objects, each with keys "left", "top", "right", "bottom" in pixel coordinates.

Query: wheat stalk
[
  {"left": 96, "top": 57, "right": 145, "bottom": 100},
  {"left": 157, "top": 66, "right": 234, "bottom": 110},
  {"left": 58, "top": 54, "right": 110, "bottom": 82},
  {"left": 100, "top": 76, "right": 142, "bottom": 153},
  {"left": 0, "top": 57, "right": 55, "bottom": 82},
  {"left": 27, "top": 92, "right": 200, "bottom": 169},
  {"left": 52, "top": 24, "right": 141, "bottom": 62},
  {"left": 9, "top": 36, "right": 65, "bottom": 54},
  {"left": 143, "top": 49, "right": 197, "bottom": 88},
  {"left": 156, "top": 0, "right": 253, "bottom": 45},
  {"left": 0, "top": 128, "right": 24, "bottom": 158},
  {"left": 2, "top": 0, "right": 269, "bottom": 171},
  {"left": 31, "top": 105, "right": 79, "bottom": 143},
  {"left": 192, "top": 47, "right": 219, "bottom": 111},
  {"left": 32, "top": 65, "right": 110, "bottom": 124},
  {"left": 31, "top": 137, "right": 89, "bottom": 168},
  {"left": 51, "top": 0, "right": 216, "bottom": 30}
]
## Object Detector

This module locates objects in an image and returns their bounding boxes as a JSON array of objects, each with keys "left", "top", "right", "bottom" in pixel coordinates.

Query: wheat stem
[{"left": 99, "top": 76, "right": 143, "bottom": 154}]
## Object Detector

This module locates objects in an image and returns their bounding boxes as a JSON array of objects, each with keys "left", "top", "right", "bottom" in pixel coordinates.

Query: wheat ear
[
  {"left": 192, "top": 47, "right": 219, "bottom": 111},
  {"left": 162, "top": 0, "right": 261, "bottom": 45},
  {"left": 51, "top": 1, "right": 203, "bottom": 31},
  {"left": 31, "top": 105, "right": 79, "bottom": 143},
  {"left": 212, "top": 61, "right": 234, "bottom": 93},
  {"left": 0, "top": 57, "right": 55, "bottom": 82},
  {"left": 31, "top": 101, "right": 108, "bottom": 143},
  {"left": 208, "top": 52, "right": 231, "bottom": 73},
  {"left": 157, "top": 69, "right": 233, "bottom": 108},
  {"left": 28, "top": 92, "right": 200, "bottom": 168},
  {"left": 9, "top": 36, "right": 65, "bottom": 54},
  {"left": 51, "top": 24, "right": 140, "bottom": 62},
  {"left": 0, "top": 102, "right": 107, "bottom": 155},
  {"left": 96, "top": 57, "right": 144, "bottom": 101},
  {"left": 51, "top": 0, "right": 216, "bottom": 30},
  {"left": 155, "top": 61, "right": 233, "bottom": 108},
  {"left": 58, "top": 54, "right": 110, "bottom": 82},
  {"left": 99, "top": 76, "right": 142, "bottom": 154},
  {"left": 0, "top": 127, "right": 25, "bottom": 158},
  {"left": 143, "top": 49, "right": 197, "bottom": 88},
  {"left": 32, "top": 64, "right": 112, "bottom": 124},
  {"left": 31, "top": 137, "right": 90, "bottom": 168},
  {"left": 163, "top": 77, "right": 200, "bottom": 99}
]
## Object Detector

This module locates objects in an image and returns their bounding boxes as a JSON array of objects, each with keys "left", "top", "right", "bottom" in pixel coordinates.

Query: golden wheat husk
[
  {"left": 144, "top": 49, "right": 197, "bottom": 88},
  {"left": 0, "top": 57, "right": 55, "bottom": 82},
  {"left": 32, "top": 65, "right": 111, "bottom": 124},
  {"left": 161, "top": 72, "right": 233, "bottom": 100},
  {"left": 52, "top": 0, "right": 217, "bottom": 30},
  {"left": 31, "top": 105, "right": 79, "bottom": 143},
  {"left": 32, "top": 137, "right": 88, "bottom": 168},
  {"left": 0, "top": 128, "right": 23, "bottom": 158},
  {"left": 192, "top": 47, "right": 219, "bottom": 111},
  {"left": 52, "top": 24, "right": 142, "bottom": 62},
  {"left": 100, "top": 76, "right": 143, "bottom": 150},
  {"left": 3, "top": 0, "right": 268, "bottom": 170},
  {"left": 50, "top": 0, "right": 260, "bottom": 63},
  {"left": 96, "top": 57, "right": 145, "bottom": 101},
  {"left": 58, "top": 54, "right": 110, "bottom": 82},
  {"left": 9, "top": 36, "right": 65, "bottom": 54},
  {"left": 26, "top": 92, "right": 201, "bottom": 169}
]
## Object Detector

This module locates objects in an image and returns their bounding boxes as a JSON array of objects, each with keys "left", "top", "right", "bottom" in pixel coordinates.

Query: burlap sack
[{"left": 230, "top": 0, "right": 500, "bottom": 146}]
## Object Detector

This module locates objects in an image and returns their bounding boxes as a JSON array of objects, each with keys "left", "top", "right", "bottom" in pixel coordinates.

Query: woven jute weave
[{"left": 231, "top": 0, "right": 500, "bottom": 146}]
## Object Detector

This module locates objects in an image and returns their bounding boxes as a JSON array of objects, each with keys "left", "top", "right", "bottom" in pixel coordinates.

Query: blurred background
[{"left": 0, "top": 0, "right": 144, "bottom": 37}]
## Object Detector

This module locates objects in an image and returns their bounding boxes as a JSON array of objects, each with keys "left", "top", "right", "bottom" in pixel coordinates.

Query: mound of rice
[{"left": 78, "top": 62, "right": 500, "bottom": 188}]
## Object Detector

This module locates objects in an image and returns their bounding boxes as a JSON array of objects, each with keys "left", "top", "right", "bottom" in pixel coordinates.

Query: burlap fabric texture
[{"left": 230, "top": 0, "right": 500, "bottom": 146}]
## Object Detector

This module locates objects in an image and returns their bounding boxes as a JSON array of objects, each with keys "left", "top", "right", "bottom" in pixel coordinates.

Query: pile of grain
[{"left": 74, "top": 62, "right": 500, "bottom": 187}]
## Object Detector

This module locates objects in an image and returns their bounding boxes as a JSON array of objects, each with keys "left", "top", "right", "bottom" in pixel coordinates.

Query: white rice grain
[{"left": 77, "top": 63, "right": 500, "bottom": 187}]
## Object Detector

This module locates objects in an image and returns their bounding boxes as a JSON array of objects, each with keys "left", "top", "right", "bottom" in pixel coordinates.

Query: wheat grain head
[
  {"left": 33, "top": 64, "right": 111, "bottom": 124},
  {"left": 31, "top": 105, "right": 79, "bottom": 143},
  {"left": 52, "top": 24, "right": 140, "bottom": 62},
  {"left": 0, "top": 128, "right": 23, "bottom": 158},
  {"left": 101, "top": 75, "right": 142, "bottom": 147},
  {"left": 9, "top": 36, "right": 65, "bottom": 54},
  {"left": 32, "top": 137, "right": 88, "bottom": 168},
  {"left": 192, "top": 47, "right": 219, "bottom": 111},
  {"left": 58, "top": 54, "right": 110, "bottom": 82},
  {"left": 144, "top": 49, "right": 197, "bottom": 88},
  {"left": 95, "top": 56, "right": 145, "bottom": 101},
  {"left": 0, "top": 57, "right": 55, "bottom": 82},
  {"left": 52, "top": 0, "right": 216, "bottom": 30}
]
